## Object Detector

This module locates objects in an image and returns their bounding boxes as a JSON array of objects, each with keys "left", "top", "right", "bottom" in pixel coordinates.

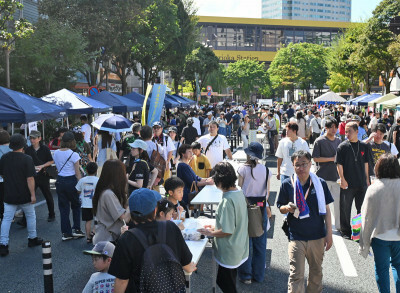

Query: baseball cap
[
  {"left": 83, "top": 241, "right": 115, "bottom": 258},
  {"left": 152, "top": 121, "right": 162, "bottom": 128},
  {"left": 351, "top": 115, "right": 361, "bottom": 122},
  {"left": 168, "top": 126, "right": 178, "bottom": 133},
  {"left": 9, "top": 134, "right": 26, "bottom": 150},
  {"left": 206, "top": 111, "right": 213, "bottom": 116},
  {"left": 128, "top": 139, "right": 147, "bottom": 150},
  {"left": 187, "top": 117, "right": 194, "bottom": 125},
  {"left": 29, "top": 130, "right": 41, "bottom": 139},
  {"left": 62, "top": 131, "right": 75, "bottom": 142},
  {"left": 129, "top": 188, "right": 162, "bottom": 216}
]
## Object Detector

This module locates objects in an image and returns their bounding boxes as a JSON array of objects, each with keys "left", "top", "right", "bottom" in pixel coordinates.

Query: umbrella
[{"left": 92, "top": 114, "right": 133, "bottom": 132}]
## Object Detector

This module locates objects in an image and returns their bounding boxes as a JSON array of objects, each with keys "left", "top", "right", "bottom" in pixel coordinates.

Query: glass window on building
[
  {"left": 244, "top": 27, "right": 256, "bottom": 49},
  {"left": 294, "top": 30, "right": 304, "bottom": 43},
  {"left": 284, "top": 29, "right": 294, "bottom": 44},
  {"left": 261, "top": 29, "right": 277, "bottom": 51},
  {"left": 304, "top": 30, "right": 314, "bottom": 43},
  {"left": 226, "top": 27, "right": 237, "bottom": 49},
  {"left": 236, "top": 26, "right": 245, "bottom": 49},
  {"left": 217, "top": 25, "right": 227, "bottom": 48},
  {"left": 276, "top": 30, "right": 284, "bottom": 48}
]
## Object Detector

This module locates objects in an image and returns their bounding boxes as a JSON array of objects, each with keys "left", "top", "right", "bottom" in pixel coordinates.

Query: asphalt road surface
[{"left": 0, "top": 153, "right": 394, "bottom": 292}]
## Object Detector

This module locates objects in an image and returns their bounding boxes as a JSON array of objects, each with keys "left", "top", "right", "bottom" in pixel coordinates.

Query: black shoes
[
  {"left": 0, "top": 244, "right": 9, "bottom": 256},
  {"left": 47, "top": 216, "right": 55, "bottom": 222},
  {"left": 72, "top": 229, "right": 85, "bottom": 238},
  {"left": 28, "top": 237, "right": 43, "bottom": 247}
]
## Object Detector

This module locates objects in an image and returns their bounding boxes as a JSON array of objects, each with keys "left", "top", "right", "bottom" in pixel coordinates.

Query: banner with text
[{"left": 147, "top": 84, "right": 167, "bottom": 126}]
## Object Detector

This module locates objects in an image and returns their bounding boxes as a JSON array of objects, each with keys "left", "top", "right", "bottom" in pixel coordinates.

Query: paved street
[{"left": 0, "top": 150, "right": 396, "bottom": 293}]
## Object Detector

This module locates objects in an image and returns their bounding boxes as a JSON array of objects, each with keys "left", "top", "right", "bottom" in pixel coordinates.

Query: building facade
[
  {"left": 198, "top": 16, "right": 350, "bottom": 64},
  {"left": 17, "top": 0, "right": 39, "bottom": 24},
  {"left": 262, "top": 0, "right": 351, "bottom": 22}
]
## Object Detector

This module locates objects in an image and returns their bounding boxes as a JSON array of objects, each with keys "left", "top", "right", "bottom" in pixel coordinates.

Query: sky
[{"left": 194, "top": 0, "right": 381, "bottom": 22}]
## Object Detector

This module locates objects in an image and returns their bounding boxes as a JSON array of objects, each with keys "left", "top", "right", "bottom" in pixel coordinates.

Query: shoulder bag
[
  {"left": 56, "top": 151, "right": 74, "bottom": 179},
  {"left": 204, "top": 134, "right": 219, "bottom": 154},
  {"left": 150, "top": 144, "right": 166, "bottom": 179}
]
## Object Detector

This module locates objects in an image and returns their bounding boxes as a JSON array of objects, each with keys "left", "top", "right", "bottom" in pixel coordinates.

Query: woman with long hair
[
  {"left": 93, "top": 130, "right": 117, "bottom": 175},
  {"left": 359, "top": 153, "right": 400, "bottom": 292},
  {"left": 53, "top": 131, "right": 83, "bottom": 241},
  {"left": 296, "top": 111, "right": 307, "bottom": 140},
  {"left": 73, "top": 127, "right": 93, "bottom": 176},
  {"left": 237, "top": 142, "right": 271, "bottom": 284},
  {"left": 92, "top": 159, "right": 130, "bottom": 245},
  {"left": 127, "top": 140, "right": 157, "bottom": 195}
]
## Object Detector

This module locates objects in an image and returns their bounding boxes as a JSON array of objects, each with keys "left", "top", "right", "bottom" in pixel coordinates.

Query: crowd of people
[{"left": 0, "top": 101, "right": 399, "bottom": 293}]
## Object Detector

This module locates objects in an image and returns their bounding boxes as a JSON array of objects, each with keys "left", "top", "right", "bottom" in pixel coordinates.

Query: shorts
[{"left": 81, "top": 208, "right": 93, "bottom": 221}]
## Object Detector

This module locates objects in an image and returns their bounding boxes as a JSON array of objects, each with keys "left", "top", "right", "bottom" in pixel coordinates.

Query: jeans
[
  {"left": 371, "top": 238, "right": 400, "bottom": 293},
  {"left": 0, "top": 182, "right": 3, "bottom": 219},
  {"left": 218, "top": 127, "right": 227, "bottom": 136},
  {"left": 281, "top": 174, "right": 291, "bottom": 184},
  {"left": 55, "top": 175, "right": 80, "bottom": 234},
  {"left": 35, "top": 175, "right": 55, "bottom": 218},
  {"left": 238, "top": 207, "right": 268, "bottom": 282},
  {"left": 340, "top": 187, "right": 366, "bottom": 235},
  {"left": 226, "top": 125, "right": 232, "bottom": 137},
  {"left": 0, "top": 202, "right": 37, "bottom": 245}
]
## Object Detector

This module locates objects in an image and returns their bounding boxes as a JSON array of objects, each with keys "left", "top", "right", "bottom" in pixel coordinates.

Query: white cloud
[{"left": 194, "top": 0, "right": 261, "bottom": 18}]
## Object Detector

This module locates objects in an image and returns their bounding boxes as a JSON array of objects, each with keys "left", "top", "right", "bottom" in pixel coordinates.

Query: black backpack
[{"left": 128, "top": 221, "right": 186, "bottom": 293}]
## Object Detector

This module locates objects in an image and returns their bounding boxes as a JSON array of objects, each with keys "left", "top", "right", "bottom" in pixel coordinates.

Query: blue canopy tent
[
  {"left": 90, "top": 91, "right": 142, "bottom": 112},
  {"left": 124, "top": 92, "right": 180, "bottom": 109},
  {"left": 353, "top": 93, "right": 382, "bottom": 106},
  {"left": 346, "top": 94, "right": 368, "bottom": 105},
  {"left": 42, "top": 89, "right": 111, "bottom": 114},
  {"left": 172, "top": 94, "right": 196, "bottom": 106},
  {"left": 0, "top": 86, "right": 66, "bottom": 123}
]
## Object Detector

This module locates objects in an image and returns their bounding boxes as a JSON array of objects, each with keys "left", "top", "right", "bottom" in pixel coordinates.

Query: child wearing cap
[
  {"left": 76, "top": 162, "right": 99, "bottom": 243},
  {"left": 82, "top": 241, "right": 116, "bottom": 293},
  {"left": 189, "top": 142, "right": 212, "bottom": 178}
]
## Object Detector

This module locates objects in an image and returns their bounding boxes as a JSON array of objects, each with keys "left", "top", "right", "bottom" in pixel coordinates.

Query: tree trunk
[{"left": 365, "top": 72, "right": 371, "bottom": 94}]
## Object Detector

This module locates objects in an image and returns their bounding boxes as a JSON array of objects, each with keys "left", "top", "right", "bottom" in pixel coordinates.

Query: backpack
[
  {"left": 150, "top": 144, "right": 166, "bottom": 179},
  {"left": 128, "top": 221, "right": 186, "bottom": 293}
]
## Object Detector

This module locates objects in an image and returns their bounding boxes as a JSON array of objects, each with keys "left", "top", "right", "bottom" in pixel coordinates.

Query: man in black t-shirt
[
  {"left": 335, "top": 122, "right": 372, "bottom": 239},
  {"left": 0, "top": 134, "right": 43, "bottom": 256},
  {"left": 180, "top": 118, "right": 198, "bottom": 145},
  {"left": 109, "top": 188, "right": 196, "bottom": 292},
  {"left": 25, "top": 131, "right": 55, "bottom": 221}
]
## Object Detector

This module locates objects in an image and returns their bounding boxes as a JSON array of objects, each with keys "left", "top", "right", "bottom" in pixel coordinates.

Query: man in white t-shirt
[
  {"left": 197, "top": 121, "right": 233, "bottom": 168},
  {"left": 80, "top": 116, "right": 92, "bottom": 144},
  {"left": 310, "top": 111, "right": 322, "bottom": 144},
  {"left": 191, "top": 111, "right": 201, "bottom": 136},
  {"left": 276, "top": 121, "right": 310, "bottom": 183}
]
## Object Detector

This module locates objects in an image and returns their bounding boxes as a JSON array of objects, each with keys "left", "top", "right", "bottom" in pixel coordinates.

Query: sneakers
[
  {"left": 239, "top": 279, "right": 252, "bottom": 285},
  {"left": 47, "top": 216, "right": 55, "bottom": 222},
  {"left": 28, "top": 237, "right": 43, "bottom": 247},
  {"left": 72, "top": 229, "right": 85, "bottom": 238},
  {"left": 0, "top": 244, "right": 9, "bottom": 256},
  {"left": 62, "top": 233, "right": 74, "bottom": 241}
]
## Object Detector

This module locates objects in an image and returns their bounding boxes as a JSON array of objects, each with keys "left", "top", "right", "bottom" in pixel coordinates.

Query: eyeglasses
[
  {"left": 294, "top": 162, "right": 310, "bottom": 169},
  {"left": 153, "top": 126, "right": 161, "bottom": 130}
]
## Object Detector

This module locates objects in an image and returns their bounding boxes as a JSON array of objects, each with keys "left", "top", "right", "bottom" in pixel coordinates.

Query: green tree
[
  {"left": 40, "top": 0, "right": 115, "bottom": 87},
  {"left": 326, "top": 72, "right": 352, "bottom": 93},
  {"left": 131, "top": 0, "right": 181, "bottom": 94},
  {"left": 224, "top": 59, "right": 266, "bottom": 100},
  {"left": 166, "top": 0, "right": 199, "bottom": 94},
  {"left": 203, "top": 64, "right": 227, "bottom": 94},
  {"left": 0, "top": 0, "right": 34, "bottom": 88},
  {"left": 184, "top": 44, "right": 220, "bottom": 94},
  {"left": 8, "top": 19, "right": 88, "bottom": 97},
  {"left": 358, "top": 1, "right": 400, "bottom": 94},
  {"left": 327, "top": 23, "right": 366, "bottom": 98},
  {"left": 269, "top": 43, "right": 328, "bottom": 101}
]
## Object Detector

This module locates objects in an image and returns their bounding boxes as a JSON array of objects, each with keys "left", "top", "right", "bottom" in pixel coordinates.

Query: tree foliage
[
  {"left": 7, "top": 19, "right": 88, "bottom": 97},
  {"left": 269, "top": 43, "right": 328, "bottom": 100},
  {"left": 184, "top": 44, "right": 220, "bottom": 93},
  {"left": 326, "top": 72, "right": 352, "bottom": 93},
  {"left": 224, "top": 59, "right": 267, "bottom": 100}
]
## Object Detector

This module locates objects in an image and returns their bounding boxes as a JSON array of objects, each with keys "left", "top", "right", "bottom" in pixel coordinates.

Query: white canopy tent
[{"left": 313, "top": 92, "right": 347, "bottom": 103}]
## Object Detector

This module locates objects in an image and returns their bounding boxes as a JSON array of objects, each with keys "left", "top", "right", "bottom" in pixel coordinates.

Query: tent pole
[
  {"left": 42, "top": 121, "right": 45, "bottom": 144},
  {"left": 67, "top": 117, "right": 69, "bottom": 129},
  {"left": 25, "top": 124, "right": 27, "bottom": 138},
  {"left": 11, "top": 123, "right": 14, "bottom": 135}
]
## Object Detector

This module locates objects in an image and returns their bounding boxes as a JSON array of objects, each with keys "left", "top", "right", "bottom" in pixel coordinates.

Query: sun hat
[
  {"left": 244, "top": 142, "right": 264, "bottom": 160},
  {"left": 128, "top": 139, "right": 147, "bottom": 150},
  {"left": 83, "top": 241, "right": 115, "bottom": 258}
]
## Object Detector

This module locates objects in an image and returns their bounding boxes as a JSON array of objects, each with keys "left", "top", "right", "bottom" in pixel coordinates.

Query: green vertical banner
[{"left": 147, "top": 84, "right": 167, "bottom": 126}]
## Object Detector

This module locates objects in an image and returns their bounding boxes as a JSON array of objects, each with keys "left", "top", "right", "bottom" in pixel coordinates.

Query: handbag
[
  {"left": 188, "top": 181, "right": 199, "bottom": 204},
  {"left": 45, "top": 165, "right": 58, "bottom": 179},
  {"left": 247, "top": 198, "right": 264, "bottom": 238}
]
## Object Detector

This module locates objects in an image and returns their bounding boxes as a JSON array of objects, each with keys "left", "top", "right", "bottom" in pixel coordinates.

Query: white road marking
[{"left": 331, "top": 203, "right": 358, "bottom": 277}]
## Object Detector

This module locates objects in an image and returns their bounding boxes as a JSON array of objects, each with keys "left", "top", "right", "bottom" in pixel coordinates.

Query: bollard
[{"left": 42, "top": 241, "right": 54, "bottom": 293}]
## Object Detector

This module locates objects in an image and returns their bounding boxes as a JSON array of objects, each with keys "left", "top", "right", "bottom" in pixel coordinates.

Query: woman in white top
[
  {"left": 359, "top": 154, "right": 400, "bottom": 292},
  {"left": 296, "top": 111, "right": 307, "bottom": 140},
  {"left": 237, "top": 142, "right": 271, "bottom": 284},
  {"left": 241, "top": 115, "right": 250, "bottom": 149},
  {"left": 217, "top": 113, "right": 228, "bottom": 136},
  {"left": 93, "top": 130, "right": 117, "bottom": 176},
  {"left": 53, "top": 131, "right": 83, "bottom": 241}
]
